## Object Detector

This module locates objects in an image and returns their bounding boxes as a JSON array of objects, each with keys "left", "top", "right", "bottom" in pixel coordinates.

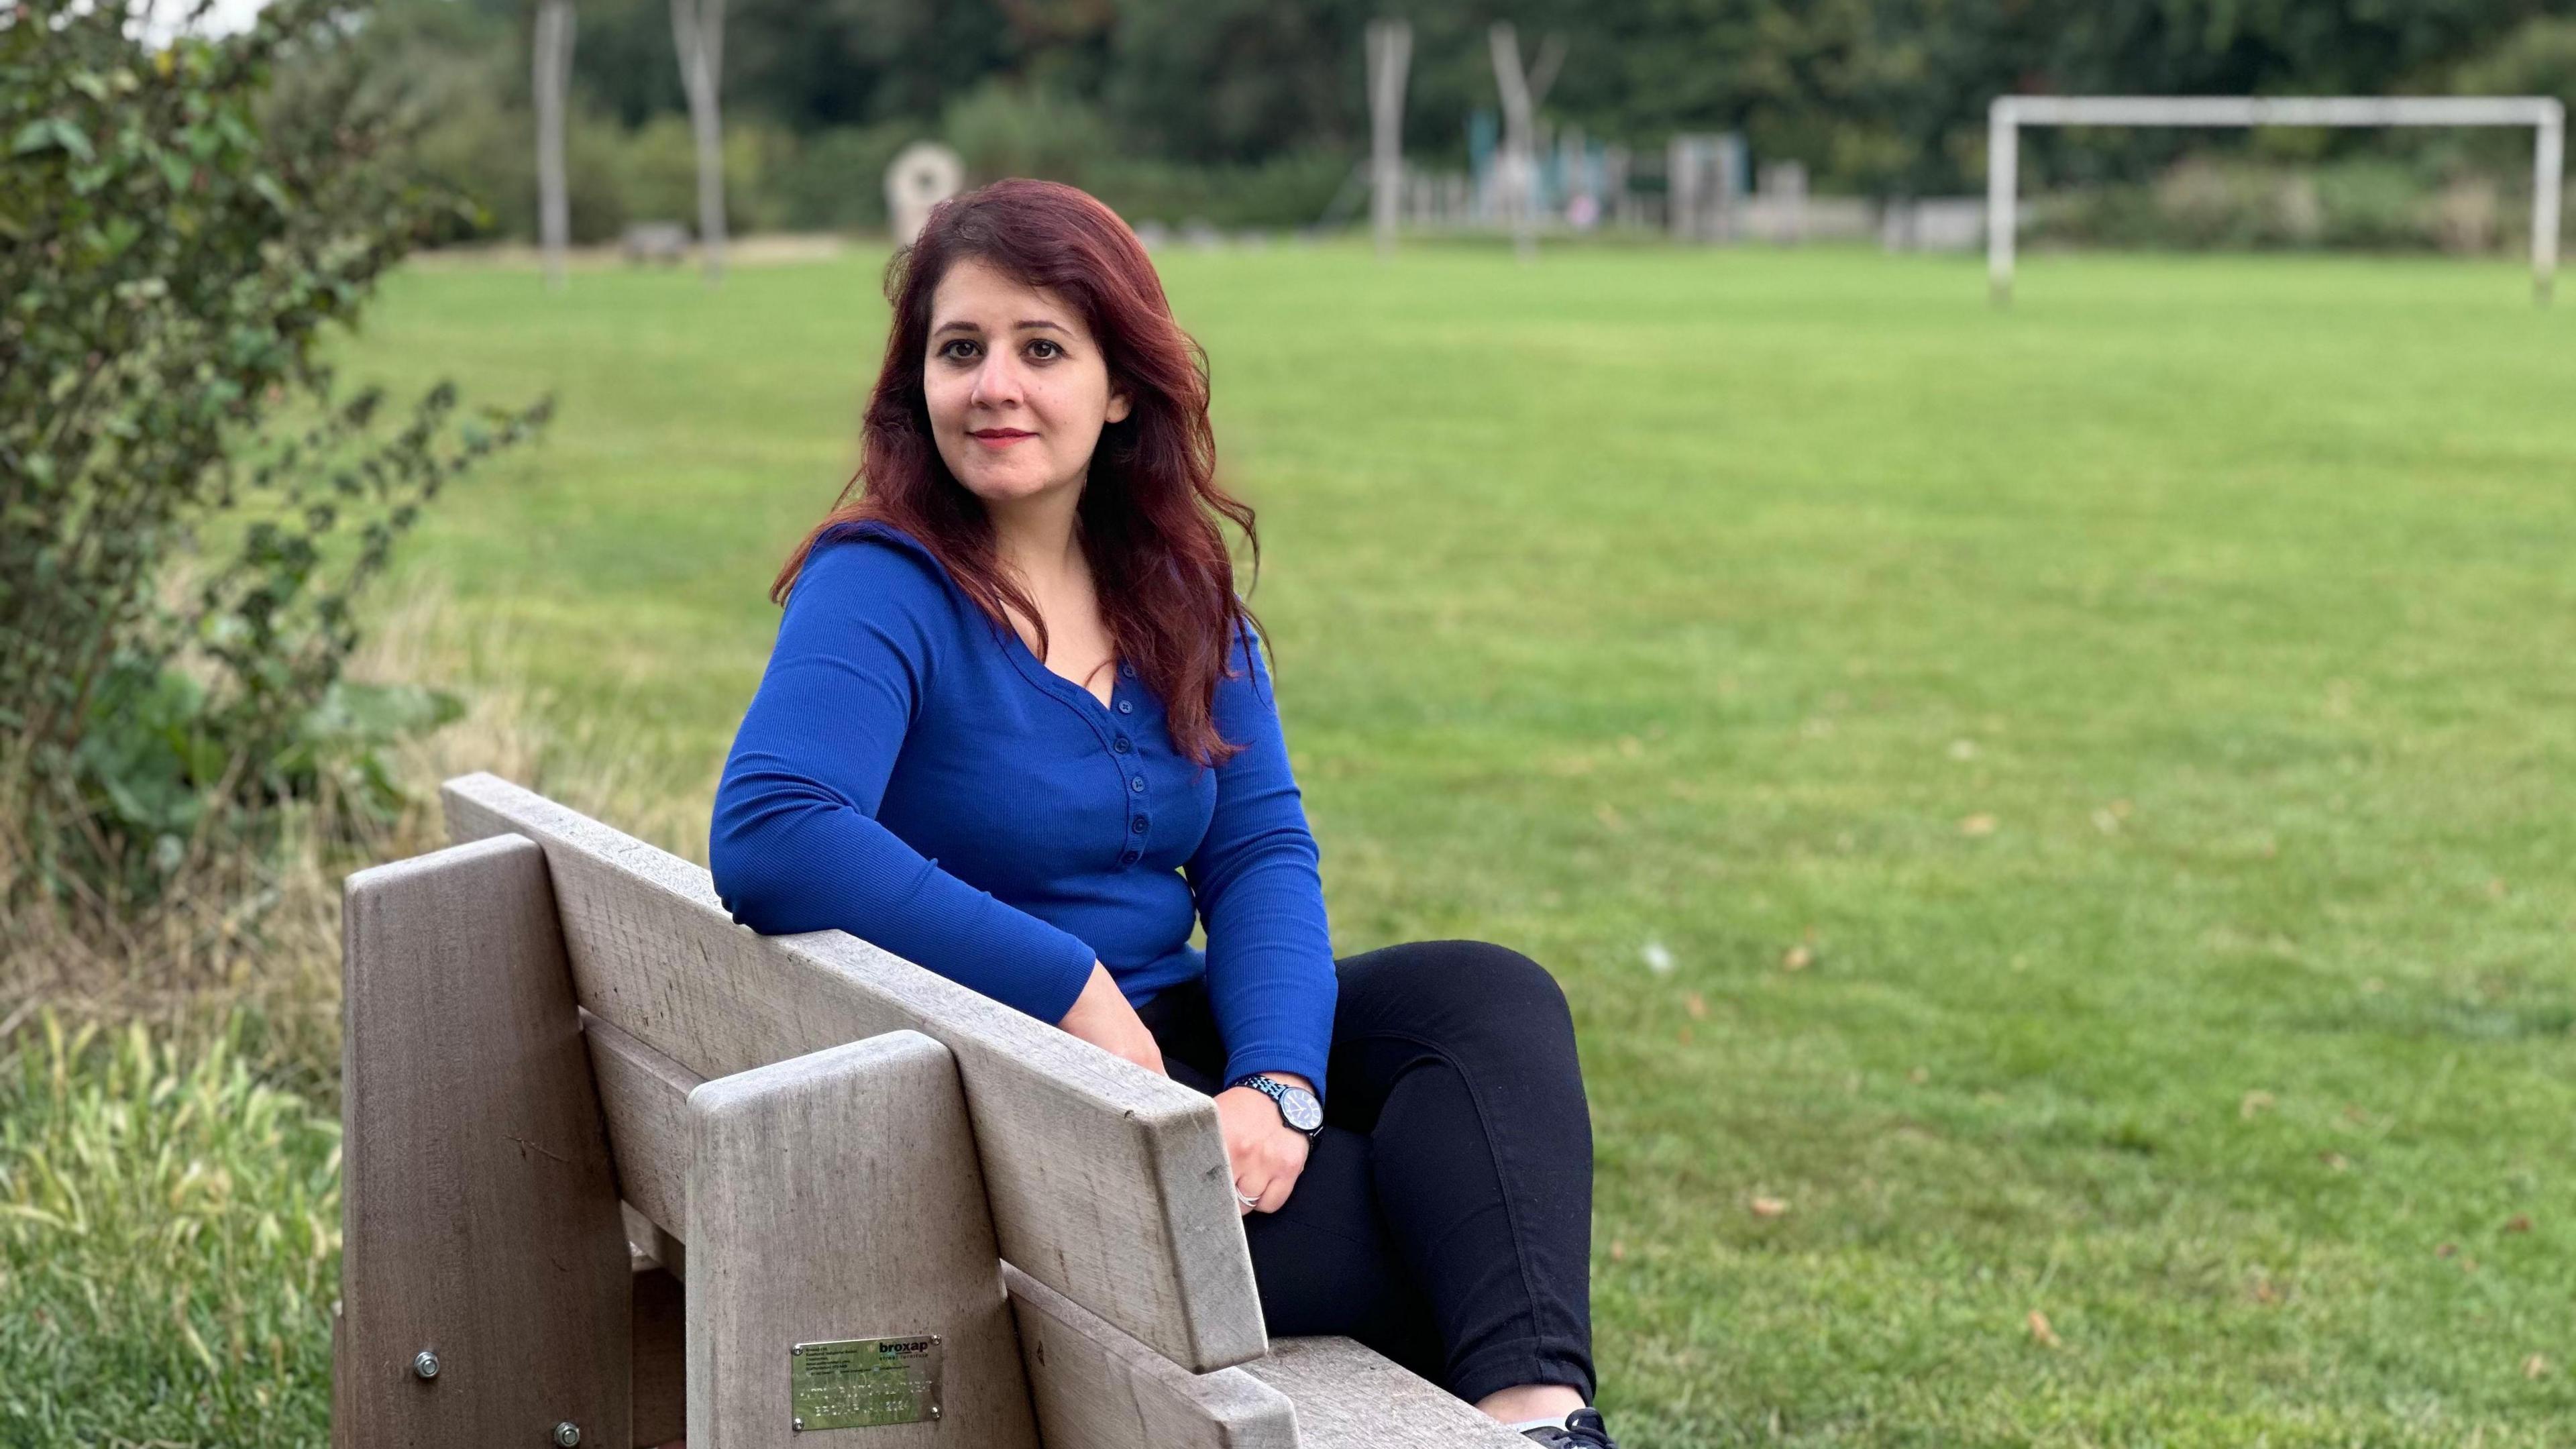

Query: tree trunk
[
  {"left": 1487, "top": 23, "right": 1536, "bottom": 262},
  {"left": 1366, "top": 19, "right": 1411, "bottom": 260},
  {"left": 672, "top": 0, "right": 727, "bottom": 285},
  {"left": 1487, "top": 24, "right": 1564, "bottom": 264},
  {"left": 533, "top": 0, "right": 575, "bottom": 290}
]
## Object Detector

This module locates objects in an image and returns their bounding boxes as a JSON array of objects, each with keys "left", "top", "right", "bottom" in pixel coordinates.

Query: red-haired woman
[{"left": 712, "top": 180, "right": 1611, "bottom": 1448}]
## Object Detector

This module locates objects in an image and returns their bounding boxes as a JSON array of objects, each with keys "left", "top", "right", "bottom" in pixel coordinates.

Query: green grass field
[{"left": 13, "top": 241, "right": 2575, "bottom": 1445}]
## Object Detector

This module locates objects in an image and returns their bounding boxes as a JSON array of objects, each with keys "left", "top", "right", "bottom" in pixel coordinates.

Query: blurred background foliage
[{"left": 364, "top": 0, "right": 2576, "bottom": 242}]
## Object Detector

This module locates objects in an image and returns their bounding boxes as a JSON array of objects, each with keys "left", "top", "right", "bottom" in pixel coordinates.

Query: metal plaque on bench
[{"left": 789, "top": 1334, "right": 944, "bottom": 1431}]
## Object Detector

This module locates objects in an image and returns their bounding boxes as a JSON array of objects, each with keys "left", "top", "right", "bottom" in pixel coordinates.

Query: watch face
[{"left": 1280, "top": 1086, "right": 1323, "bottom": 1133}]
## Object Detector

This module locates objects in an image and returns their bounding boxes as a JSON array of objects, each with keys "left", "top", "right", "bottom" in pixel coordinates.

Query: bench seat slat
[
  {"left": 1240, "top": 1340, "right": 1539, "bottom": 1448},
  {"left": 589, "top": 1014, "right": 696, "bottom": 1240},
  {"left": 1002, "top": 1262, "right": 1297, "bottom": 1449},
  {"left": 1003, "top": 1263, "right": 1534, "bottom": 1449}
]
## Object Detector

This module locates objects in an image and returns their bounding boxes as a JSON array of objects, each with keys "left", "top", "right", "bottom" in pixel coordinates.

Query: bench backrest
[{"left": 438, "top": 771, "right": 1268, "bottom": 1374}]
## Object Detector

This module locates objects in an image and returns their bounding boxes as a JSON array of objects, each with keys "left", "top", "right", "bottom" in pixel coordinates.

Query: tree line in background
[{"left": 366, "top": 0, "right": 2576, "bottom": 243}]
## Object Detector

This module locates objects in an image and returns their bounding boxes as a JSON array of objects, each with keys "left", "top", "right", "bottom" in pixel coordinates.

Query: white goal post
[{"left": 1986, "top": 95, "right": 2567, "bottom": 304}]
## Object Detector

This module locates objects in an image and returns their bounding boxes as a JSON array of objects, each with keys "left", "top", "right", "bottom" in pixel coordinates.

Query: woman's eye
[
  {"left": 938, "top": 339, "right": 977, "bottom": 361},
  {"left": 1027, "top": 339, "right": 1062, "bottom": 360}
]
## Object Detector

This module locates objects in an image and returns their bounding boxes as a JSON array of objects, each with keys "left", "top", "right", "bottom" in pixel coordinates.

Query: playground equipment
[
  {"left": 331, "top": 774, "right": 1527, "bottom": 1447},
  {"left": 1666, "top": 133, "right": 1746, "bottom": 243}
]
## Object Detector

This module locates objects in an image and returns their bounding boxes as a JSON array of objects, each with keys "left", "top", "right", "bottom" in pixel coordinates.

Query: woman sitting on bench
[{"left": 710, "top": 178, "right": 1614, "bottom": 1449}]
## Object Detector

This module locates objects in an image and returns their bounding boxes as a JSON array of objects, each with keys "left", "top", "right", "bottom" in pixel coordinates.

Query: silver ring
[{"left": 1235, "top": 1190, "right": 1259, "bottom": 1208}]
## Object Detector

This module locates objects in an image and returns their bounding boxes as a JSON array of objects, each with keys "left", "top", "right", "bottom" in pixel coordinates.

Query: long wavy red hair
[{"left": 771, "top": 178, "right": 1264, "bottom": 768}]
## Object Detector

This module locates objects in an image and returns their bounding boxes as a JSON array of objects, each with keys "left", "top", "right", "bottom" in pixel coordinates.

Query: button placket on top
[
  {"left": 989, "top": 623, "right": 1153, "bottom": 873},
  {"left": 1118, "top": 671, "right": 1148, "bottom": 865}
]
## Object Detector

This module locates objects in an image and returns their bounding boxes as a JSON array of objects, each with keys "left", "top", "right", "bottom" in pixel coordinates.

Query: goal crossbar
[{"left": 1986, "top": 95, "right": 2567, "bottom": 303}]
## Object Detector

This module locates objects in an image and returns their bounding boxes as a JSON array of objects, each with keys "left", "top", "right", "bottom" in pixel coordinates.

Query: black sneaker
[{"left": 1519, "top": 1406, "right": 1617, "bottom": 1448}]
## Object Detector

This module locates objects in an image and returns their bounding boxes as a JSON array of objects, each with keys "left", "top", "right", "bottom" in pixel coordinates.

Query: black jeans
[{"left": 1134, "top": 938, "right": 1597, "bottom": 1405}]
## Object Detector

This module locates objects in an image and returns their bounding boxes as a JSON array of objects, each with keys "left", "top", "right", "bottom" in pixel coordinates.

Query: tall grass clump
[{"left": 0, "top": 1015, "right": 341, "bottom": 1446}]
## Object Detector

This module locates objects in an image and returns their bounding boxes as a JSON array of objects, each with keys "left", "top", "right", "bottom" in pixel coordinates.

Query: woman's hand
[
  {"left": 1055, "top": 961, "right": 1167, "bottom": 1077},
  {"left": 1214, "top": 1072, "right": 1312, "bottom": 1215}
]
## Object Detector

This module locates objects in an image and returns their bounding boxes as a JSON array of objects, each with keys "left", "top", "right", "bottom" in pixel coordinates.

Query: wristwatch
[{"left": 1230, "top": 1073, "right": 1323, "bottom": 1138}]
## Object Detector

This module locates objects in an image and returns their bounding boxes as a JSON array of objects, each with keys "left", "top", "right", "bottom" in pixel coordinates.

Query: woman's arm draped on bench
[
  {"left": 710, "top": 538, "right": 1099, "bottom": 1025},
  {"left": 1185, "top": 618, "right": 1338, "bottom": 1104}
]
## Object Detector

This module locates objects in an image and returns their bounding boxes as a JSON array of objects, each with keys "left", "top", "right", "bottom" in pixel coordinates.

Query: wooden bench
[{"left": 332, "top": 772, "right": 1528, "bottom": 1448}]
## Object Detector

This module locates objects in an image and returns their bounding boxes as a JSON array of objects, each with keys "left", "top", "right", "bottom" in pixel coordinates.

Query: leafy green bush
[
  {"left": 943, "top": 80, "right": 1118, "bottom": 191},
  {"left": 383, "top": 68, "right": 1350, "bottom": 244},
  {"left": 2033, "top": 155, "right": 2510, "bottom": 254},
  {"left": 2455, "top": 19, "right": 2576, "bottom": 110},
  {"left": 1091, "top": 150, "right": 1354, "bottom": 230},
  {"left": 405, "top": 93, "right": 799, "bottom": 244},
  {"left": 935, "top": 83, "right": 1350, "bottom": 230},
  {"left": 0, "top": 1015, "right": 339, "bottom": 1445},
  {"left": 407, "top": 96, "right": 637, "bottom": 245},
  {"left": 2311, "top": 160, "right": 2435, "bottom": 250},
  {"left": 610, "top": 111, "right": 788, "bottom": 235},
  {"left": 72, "top": 661, "right": 465, "bottom": 877},
  {"left": 2154, "top": 157, "right": 2311, "bottom": 249},
  {"left": 768, "top": 121, "right": 920, "bottom": 232},
  {"left": 0, "top": 0, "right": 549, "bottom": 910}
]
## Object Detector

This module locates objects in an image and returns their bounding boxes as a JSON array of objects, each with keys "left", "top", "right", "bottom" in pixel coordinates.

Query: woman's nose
[{"left": 969, "top": 356, "right": 1022, "bottom": 409}]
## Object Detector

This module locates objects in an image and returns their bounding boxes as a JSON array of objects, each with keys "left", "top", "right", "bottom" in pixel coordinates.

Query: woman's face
[{"left": 924, "top": 256, "right": 1131, "bottom": 510}]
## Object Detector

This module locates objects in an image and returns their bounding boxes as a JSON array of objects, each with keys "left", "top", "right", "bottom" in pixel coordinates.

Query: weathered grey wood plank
[
  {"left": 588, "top": 1011, "right": 696, "bottom": 1239},
  {"left": 441, "top": 771, "right": 1265, "bottom": 1373},
  {"left": 686, "top": 1031, "right": 1035, "bottom": 1448},
  {"left": 338, "top": 834, "right": 631, "bottom": 1449},
  {"left": 1241, "top": 1340, "right": 1537, "bottom": 1448},
  {"left": 1002, "top": 1262, "right": 1297, "bottom": 1449}
]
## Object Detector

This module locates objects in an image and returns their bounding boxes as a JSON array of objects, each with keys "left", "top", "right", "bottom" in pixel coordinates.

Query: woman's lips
[{"left": 969, "top": 429, "right": 1035, "bottom": 447}]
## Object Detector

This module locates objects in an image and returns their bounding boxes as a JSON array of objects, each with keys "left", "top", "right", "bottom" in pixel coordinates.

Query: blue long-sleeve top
[{"left": 709, "top": 519, "right": 1336, "bottom": 1100}]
